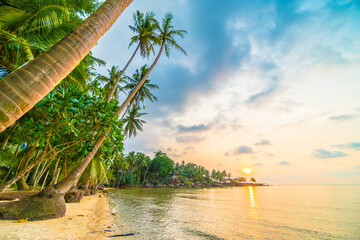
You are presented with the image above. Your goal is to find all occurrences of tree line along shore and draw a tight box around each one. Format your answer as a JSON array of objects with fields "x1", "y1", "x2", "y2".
[{"x1": 0, "y1": 0, "x2": 265, "y2": 221}]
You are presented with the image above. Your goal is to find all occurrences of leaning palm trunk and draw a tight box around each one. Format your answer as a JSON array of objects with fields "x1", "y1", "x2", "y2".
[
  {"x1": 0, "y1": 156, "x2": 50, "y2": 193},
  {"x1": 0, "y1": 122, "x2": 18, "y2": 150},
  {"x1": 117, "y1": 171, "x2": 125, "y2": 188},
  {"x1": 0, "y1": 0, "x2": 133, "y2": 133},
  {"x1": 55, "y1": 43, "x2": 165, "y2": 195},
  {"x1": 142, "y1": 165, "x2": 150, "y2": 185},
  {"x1": 107, "y1": 44, "x2": 140, "y2": 100},
  {"x1": 0, "y1": 137, "x2": 80, "y2": 193}
]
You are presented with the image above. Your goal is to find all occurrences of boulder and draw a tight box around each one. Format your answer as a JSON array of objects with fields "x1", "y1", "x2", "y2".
[
  {"x1": 0, "y1": 187, "x2": 66, "y2": 221},
  {"x1": 155, "y1": 183, "x2": 166, "y2": 188},
  {"x1": 194, "y1": 182, "x2": 205, "y2": 188},
  {"x1": 64, "y1": 186, "x2": 85, "y2": 203}
]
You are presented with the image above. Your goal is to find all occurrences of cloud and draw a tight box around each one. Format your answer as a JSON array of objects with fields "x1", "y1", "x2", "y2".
[
  {"x1": 225, "y1": 145, "x2": 254, "y2": 156},
  {"x1": 235, "y1": 146, "x2": 253, "y2": 154},
  {"x1": 176, "y1": 135, "x2": 203, "y2": 143},
  {"x1": 328, "y1": 114, "x2": 357, "y2": 122},
  {"x1": 178, "y1": 123, "x2": 211, "y2": 133},
  {"x1": 246, "y1": 77, "x2": 279, "y2": 104},
  {"x1": 255, "y1": 139, "x2": 271, "y2": 145},
  {"x1": 277, "y1": 161, "x2": 291, "y2": 165},
  {"x1": 333, "y1": 141, "x2": 360, "y2": 150},
  {"x1": 252, "y1": 162, "x2": 263, "y2": 166},
  {"x1": 353, "y1": 165, "x2": 360, "y2": 169},
  {"x1": 313, "y1": 149, "x2": 348, "y2": 159}
]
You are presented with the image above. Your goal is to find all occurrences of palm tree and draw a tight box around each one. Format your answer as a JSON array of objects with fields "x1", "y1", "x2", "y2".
[
  {"x1": 54, "y1": 13, "x2": 187, "y2": 197},
  {"x1": 107, "y1": 10, "x2": 157, "y2": 100},
  {"x1": 96, "y1": 66, "x2": 125, "y2": 100},
  {"x1": 0, "y1": 0, "x2": 133, "y2": 132},
  {"x1": 124, "y1": 65, "x2": 159, "y2": 109},
  {"x1": 0, "y1": 0, "x2": 106, "y2": 88},
  {"x1": 0, "y1": 0, "x2": 72, "y2": 71},
  {"x1": 123, "y1": 106, "x2": 147, "y2": 138},
  {"x1": 116, "y1": 158, "x2": 129, "y2": 188},
  {"x1": 56, "y1": 13, "x2": 186, "y2": 189},
  {"x1": 134, "y1": 152, "x2": 149, "y2": 185}
]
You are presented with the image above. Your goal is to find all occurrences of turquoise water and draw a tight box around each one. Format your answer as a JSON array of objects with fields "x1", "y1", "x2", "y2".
[{"x1": 110, "y1": 185, "x2": 360, "y2": 240}]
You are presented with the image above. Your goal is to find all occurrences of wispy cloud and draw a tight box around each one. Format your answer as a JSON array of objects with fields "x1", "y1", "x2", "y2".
[
  {"x1": 277, "y1": 161, "x2": 291, "y2": 165},
  {"x1": 234, "y1": 146, "x2": 253, "y2": 154},
  {"x1": 252, "y1": 162, "x2": 263, "y2": 166},
  {"x1": 328, "y1": 114, "x2": 357, "y2": 123},
  {"x1": 178, "y1": 123, "x2": 211, "y2": 133},
  {"x1": 225, "y1": 145, "x2": 254, "y2": 156},
  {"x1": 333, "y1": 141, "x2": 360, "y2": 150},
  {"x1": 313, "y1": 149, "x2": 348, "y2": 159},
  {"x1": 255, "y1": 139, "x2": 271, "y2": 146},
  {"x1": 246, "y1": 77, "x2": 279, "y2": 104}
]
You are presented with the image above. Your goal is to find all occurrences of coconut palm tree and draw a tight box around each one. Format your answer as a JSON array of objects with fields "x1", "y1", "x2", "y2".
[
  {"x1": 0, "y1": 0, "x2": 72, "y2": 71},
  {"x1": 107, "y1": 10, "x2": 157, "y2": 100},
  {"x1": 0, "y1": 0, "x2": 133, "y2": 132},
  {"x1": 123, "y1": 106, "x2": 147, "y2": 138},
  {"x1": 54, "y1": 13, "x2": 187, "y2": 196},
  {"x1": 96, "y1": 66, "x2": 125, "y2": 100},
  {"x1": 124, "y1": 65, "x2": 159, "y2": 109}
]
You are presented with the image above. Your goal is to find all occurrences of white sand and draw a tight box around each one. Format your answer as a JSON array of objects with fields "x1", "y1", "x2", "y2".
[{"x1": 0, "y1": 194, "x2": 117, "y2": 240}]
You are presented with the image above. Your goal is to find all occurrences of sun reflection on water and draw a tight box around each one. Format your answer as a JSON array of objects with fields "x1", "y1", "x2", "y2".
[{"x1": 248, "y1": 186, "x2": 258, "y2": 219}]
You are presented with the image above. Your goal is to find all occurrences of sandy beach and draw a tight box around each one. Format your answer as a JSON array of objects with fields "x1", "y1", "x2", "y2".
[{"x1": 0, "y1": 193, "x2": 117, "y2": 240}]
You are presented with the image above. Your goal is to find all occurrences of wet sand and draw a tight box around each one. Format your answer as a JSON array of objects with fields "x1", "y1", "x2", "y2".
[{"x1": 0, "y1": 194, "x2": 117, "y2": 240}]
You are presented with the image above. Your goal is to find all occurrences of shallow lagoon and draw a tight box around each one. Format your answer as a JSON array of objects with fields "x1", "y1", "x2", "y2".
[{"x1": 110, "y1": 185, "x2": 360, "y2": 240}]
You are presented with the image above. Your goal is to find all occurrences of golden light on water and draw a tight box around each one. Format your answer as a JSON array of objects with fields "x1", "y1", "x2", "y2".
[
  {"x1": 242, "y1": 168, "x2": 252, "y2": 174},
  {"x1": 248, "y1": 186, "x2": 258, "y2": 219}
]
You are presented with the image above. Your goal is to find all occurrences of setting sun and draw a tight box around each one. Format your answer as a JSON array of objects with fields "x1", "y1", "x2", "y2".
[{"x1": 242, "y1": 168, "x2": 252, "y2": 174}]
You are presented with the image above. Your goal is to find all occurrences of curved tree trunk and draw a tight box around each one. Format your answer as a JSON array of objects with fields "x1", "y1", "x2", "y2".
[
  {"x1": 0, "y1": 0, "x2": 133, "y2": 133},
  {"x1": 54, "y1": 134, "x2": 107, "y2": 194},
  {"x1": 0, "y1": 156, "x2": 50, "y2": 193},
  {"x1": 0, "y1": 122, "x2": 18, "y2": 150},
  {"x1": 54, "y1": 43, "x2": 165, "y2": 194},
  {"x1": 142, "y1": 165, "x2": 149, "y2": 185},
  {"x1": 107, "y1": 43, "x2": 140, "y2": 100}
]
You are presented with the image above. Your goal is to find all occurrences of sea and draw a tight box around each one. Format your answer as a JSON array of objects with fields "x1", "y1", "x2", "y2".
[{"x1": 109, "y1": 185, "x2": 360, "y2": 240}]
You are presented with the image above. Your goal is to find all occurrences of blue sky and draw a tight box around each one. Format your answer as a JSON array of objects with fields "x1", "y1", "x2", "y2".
[{"x1": 93, "y1": 0, "x2": 360, "y2": 184}]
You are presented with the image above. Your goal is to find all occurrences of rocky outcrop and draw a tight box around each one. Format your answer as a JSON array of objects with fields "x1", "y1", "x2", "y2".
[
  {"x1": 0, "y1": 187, "x2": 66, "y2": 221},
  {"x1": 64, "y1": 186, "x2": 85, "y2": 203}
]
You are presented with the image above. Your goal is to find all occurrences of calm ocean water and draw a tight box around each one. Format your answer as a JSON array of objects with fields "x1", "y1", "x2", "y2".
[{"x1": 110, "y1": 185, "x2": 360, "y2": 240}]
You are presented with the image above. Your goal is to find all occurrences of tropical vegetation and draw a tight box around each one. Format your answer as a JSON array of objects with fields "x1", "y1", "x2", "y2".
[
  {"x1": 0, "y1": 1, "x2": 257, "y2": 222},
  {"x1": 0, "y1": 0, "x2": 192, "y2": 220}
]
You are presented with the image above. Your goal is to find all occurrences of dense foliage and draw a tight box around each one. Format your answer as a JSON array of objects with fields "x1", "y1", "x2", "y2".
[
  {"x1": 0, "y1": 3, "x2": 192, "y2": 193},
  {"x1": 111, "y1": 150, "x2": 254, "y2": 188}
]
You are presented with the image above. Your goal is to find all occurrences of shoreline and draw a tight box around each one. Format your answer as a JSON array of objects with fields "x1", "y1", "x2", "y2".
[
  {"x1": 112, "y1": 182, "x2": 270, "y2": 189},
  {"x1": 0, "y1": 193, "x2": 117, "y2": 240}
]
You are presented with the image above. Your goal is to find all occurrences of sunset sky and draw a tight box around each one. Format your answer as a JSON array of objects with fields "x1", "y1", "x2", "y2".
[{"x1": 93, "y1": 0, "x2": 360, "y2": 184}]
